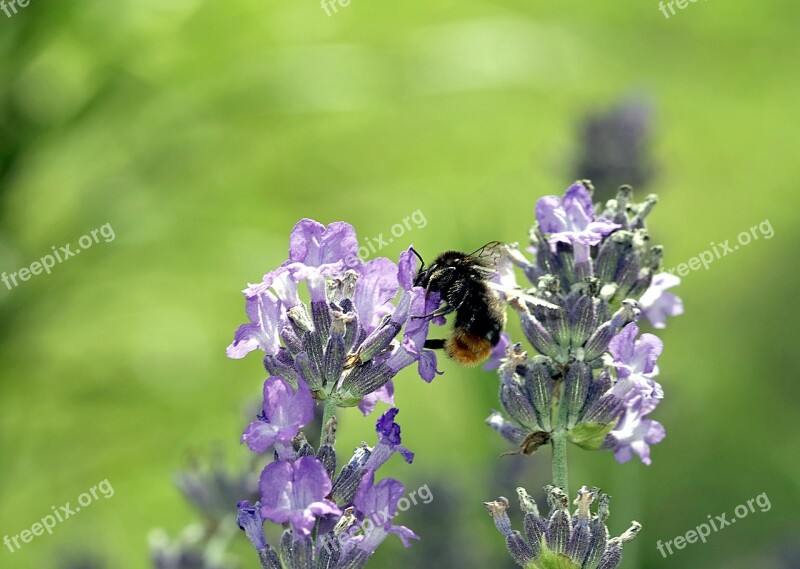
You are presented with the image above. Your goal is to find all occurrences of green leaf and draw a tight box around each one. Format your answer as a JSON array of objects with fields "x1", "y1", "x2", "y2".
[{"x1": 568, "y1": 422, "x2": 616, "y2": 450}]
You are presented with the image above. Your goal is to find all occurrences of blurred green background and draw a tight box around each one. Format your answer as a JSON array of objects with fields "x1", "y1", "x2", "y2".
[{"x1": 1, "y1": 1, "x2": 799, "y2": 568}]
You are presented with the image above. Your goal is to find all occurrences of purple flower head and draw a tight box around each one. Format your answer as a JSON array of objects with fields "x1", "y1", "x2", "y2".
[
  {"x1": 639, "y1": 272, "x2": 684, "y2": 329},
  {"x1": 607, "y1": 413, "x2": 665, "y2": 466},
  {"x1": 259, "y1": 456, "x2": 341, "y2": 537},
  {"x1": 229, "y1": 222, "x2": 441, "y2": 416},
  {"x1": 609, "y1": 322, "x2": 662, "y2": 379},
  {"x1": 241, "y1": 376, "x2": 313, "y2": 453},
  {"x1": 348, "y1": 472, "x2": 419, "y2": 556},
  {"x1": 284, "y1": 219, "x2": 364, "y2": 304},
  {"x1": 608, "y1": 323, "x2": 664, "y2": 415},
  {"x1": 365, "y1": 408, "x2": 414, "y2": 472},
  {"x1": 535, "y1": 182, "x2": 620, "y2": 263},
  {"x1": 227, "y1": 288, "x2": 286, "y2": 359}
]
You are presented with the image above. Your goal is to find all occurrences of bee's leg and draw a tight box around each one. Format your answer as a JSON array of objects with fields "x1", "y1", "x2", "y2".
[
  {"x1": 423, "y1": 339, "x2": 446, "y2": 350},
  {"x1": 412, "y1": 304, "x2": 455, "y2": 320}
]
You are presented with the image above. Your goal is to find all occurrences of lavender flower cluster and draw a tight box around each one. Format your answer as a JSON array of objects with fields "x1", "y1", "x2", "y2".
[
  {"x1": 485, "y1": 181, "x2": 683, "y2": 568},
  {"x1": 485, "y1": 486, "x2": 641, "y2": 569},
  {"x1": 490, "y1": 181, "x2": 682, "y2": 465},
  {"x1": 225, "y1": 182, "x2": 683, "y2": 569},
  {"x1": 228, "y1": 220, "x2": 440, "y2": 569}
]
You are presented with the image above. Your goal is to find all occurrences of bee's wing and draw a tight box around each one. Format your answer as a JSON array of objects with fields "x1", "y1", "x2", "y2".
[
  {"x1": 486, "y1": 281, "x2": 560, "y2": 310},
  {"x1": 467, "y1": 241, "x2": 506, "y2": 276},
  {"x1": 470, "y1": 240, "x2": 504, "y2": 260}
]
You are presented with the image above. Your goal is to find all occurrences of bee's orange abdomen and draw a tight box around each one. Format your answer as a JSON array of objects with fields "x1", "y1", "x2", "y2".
[{"x1": 445, "y1": 329, "x2": 492, "y2": 366}]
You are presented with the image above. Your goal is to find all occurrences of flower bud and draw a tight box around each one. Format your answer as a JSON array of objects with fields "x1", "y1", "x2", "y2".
[
  {"x1": 565, "y1": 362, "x2": 592, "y2": 428},
  {"x1": 569, "y1": 293, "x2": 596, "y2": 348},
  {"x1": 520, "y1": 309, "x2": 561, "y2": 360},
  {"x1": 523, "y1": 360, "x2": 554, "y2": 431}
]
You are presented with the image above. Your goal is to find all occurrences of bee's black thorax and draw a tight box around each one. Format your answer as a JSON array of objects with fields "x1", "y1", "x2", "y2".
[{"x1": 414, "y1": 250, "x2": 506, "y2": 347}]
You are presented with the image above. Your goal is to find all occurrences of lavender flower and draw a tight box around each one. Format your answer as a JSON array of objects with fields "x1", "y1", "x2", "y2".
[
  {"x1": 338, "y1": 472, "x2": 419, "y2": 563},
  {"x1": 485, "y1": 486, "x2": 641, "y2": 569},
  {"x1": 486, "y1": 182, "x2": 682, "y2": 473},
  {"x1": 235, "y1": 401, "x2": 418, "y2": 568},
  {"x1": 363, "y1": 408, "x2": 414, "y2": 472},
  {"x1": 241, "y1": 375, "x2": 313, "y2": 456},
  {"x1": 481, "y1": 180, "x2": 682, "y2": 567},
  {"x1": 606, "y1": 411, "x2": 665, "y2": 466},
  {"x1": 237, "y1": 501, "x2": 282, "y2": 568},
  {"x1": 536, "y1": 183, "x2": 620, "y2": 264},
  {"x1": 607, "y1": 322, "x2": 664, "y2": 416},
  {"x1": 639, "y1": 272, "x2": 684, "y2": 329},
  {"x1": 260, "y1": 456, "x2": 341, "y2": 537},
  {"x1": 331, "y1": 408, "x2": 413, "y2": 505},
  {"x1": 227, "y1": 219, "x2": 441, "y2": 415}
]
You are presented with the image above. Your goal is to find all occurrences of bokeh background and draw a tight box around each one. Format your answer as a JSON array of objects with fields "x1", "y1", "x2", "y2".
[{"x1": 1, "y1": 1, "x2": 799, "y2": 568}]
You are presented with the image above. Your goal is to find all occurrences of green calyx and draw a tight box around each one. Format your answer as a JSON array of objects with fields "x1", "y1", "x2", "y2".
[
  {"x1": 568, "y1": 421, "x2": 616, "y2": 450},
  {"x1": 525, "y1": 542, "x2": 582, "y2": 569}
]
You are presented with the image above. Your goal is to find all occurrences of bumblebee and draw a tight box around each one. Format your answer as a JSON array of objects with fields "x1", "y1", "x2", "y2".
[{"x1": 412, "y1": 243, "x2": 507, "y2": 366}]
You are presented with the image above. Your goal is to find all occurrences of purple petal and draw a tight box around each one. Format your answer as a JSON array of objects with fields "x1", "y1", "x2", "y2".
[
  {"x1": 263, "y1": 376, "x2": 314, "y2": 432},
  {"x1": 241, "y1": 421, "x2": 281, "y2": 452},
  {"x1": 610, "y1": 414, "x2": 665, "y2": 466},
  {"x1": 292, "y1": 456, "x2": 331, "y2": 508},
  {"x1": 288, "y1": 219, "x2": 361, "y2": 269},
  {"x1": 243, "y1": 377, "x2": 314, "y2": 453},
  {"x1": 631, "y1": 333, "x2": 663, "y2": 375},
  {"x1": 610, "y1": 323, "x2": 663, "y2": 380},
  {"x1": 483, "y1": 333, "x2": 511, "y2": 371},
  {"x1": 535, "y1": 195, "x2": 567, "y2": 234},
  {"x1": 354, "y1": 258, "x2": 400, "y2": 333},
  {"x1": 260, "y1": 457, "x2": 340, "y2": 536},
  {"x1": 390, "y1": 525, "x2": 420, "y2": 547},
  {"x1": 227, "y1": 290, "x2": 284, "y2": 359},
  {"x1": 562, "y1": 182, "x2": 595, "y2": 228},
  {"x1": 358, "y1": 382, "x2": 395, "y2": 416},
  {"x1": 355, "y1": 474, "x2": 405, "y2": 524},
  {"x1": 376, "y1": 408, "x2": 402, "y2": 445},
  {"x1": 640, "y1": 273, "x2": 684, "y2": 329},
  {"x1": 585, "y1": 218, "x2": 623, "y2": 238},
  {"x1": 609, "y1": 323, "x2": 640, "y2": 367},
  {"x1": 397, "y1": 247, "x2": 420, "y2": 291}
]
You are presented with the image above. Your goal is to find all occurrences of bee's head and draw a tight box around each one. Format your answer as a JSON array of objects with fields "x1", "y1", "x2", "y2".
[{"x1": 413, "y1": 250, "x2": 474, "y2": 289}]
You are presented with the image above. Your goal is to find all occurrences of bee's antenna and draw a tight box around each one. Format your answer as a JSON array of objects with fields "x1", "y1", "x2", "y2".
[{"x1": 409, "y1": 247, "x2": 426, "y2": 270}]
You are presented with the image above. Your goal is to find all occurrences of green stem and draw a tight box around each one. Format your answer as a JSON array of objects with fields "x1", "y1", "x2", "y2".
[
  {"x1": 552, "y1": 379, "x2": 570, "y2": 496},
  {"x1": 551, "y1": 430, "x2": 569, "y2": 497},
  {"x1": 321, "y1": 398, "x2": 338, "y2": 438},
  {"x1": 313, "y1": 399, "x2": 339, "y2": 546}
]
